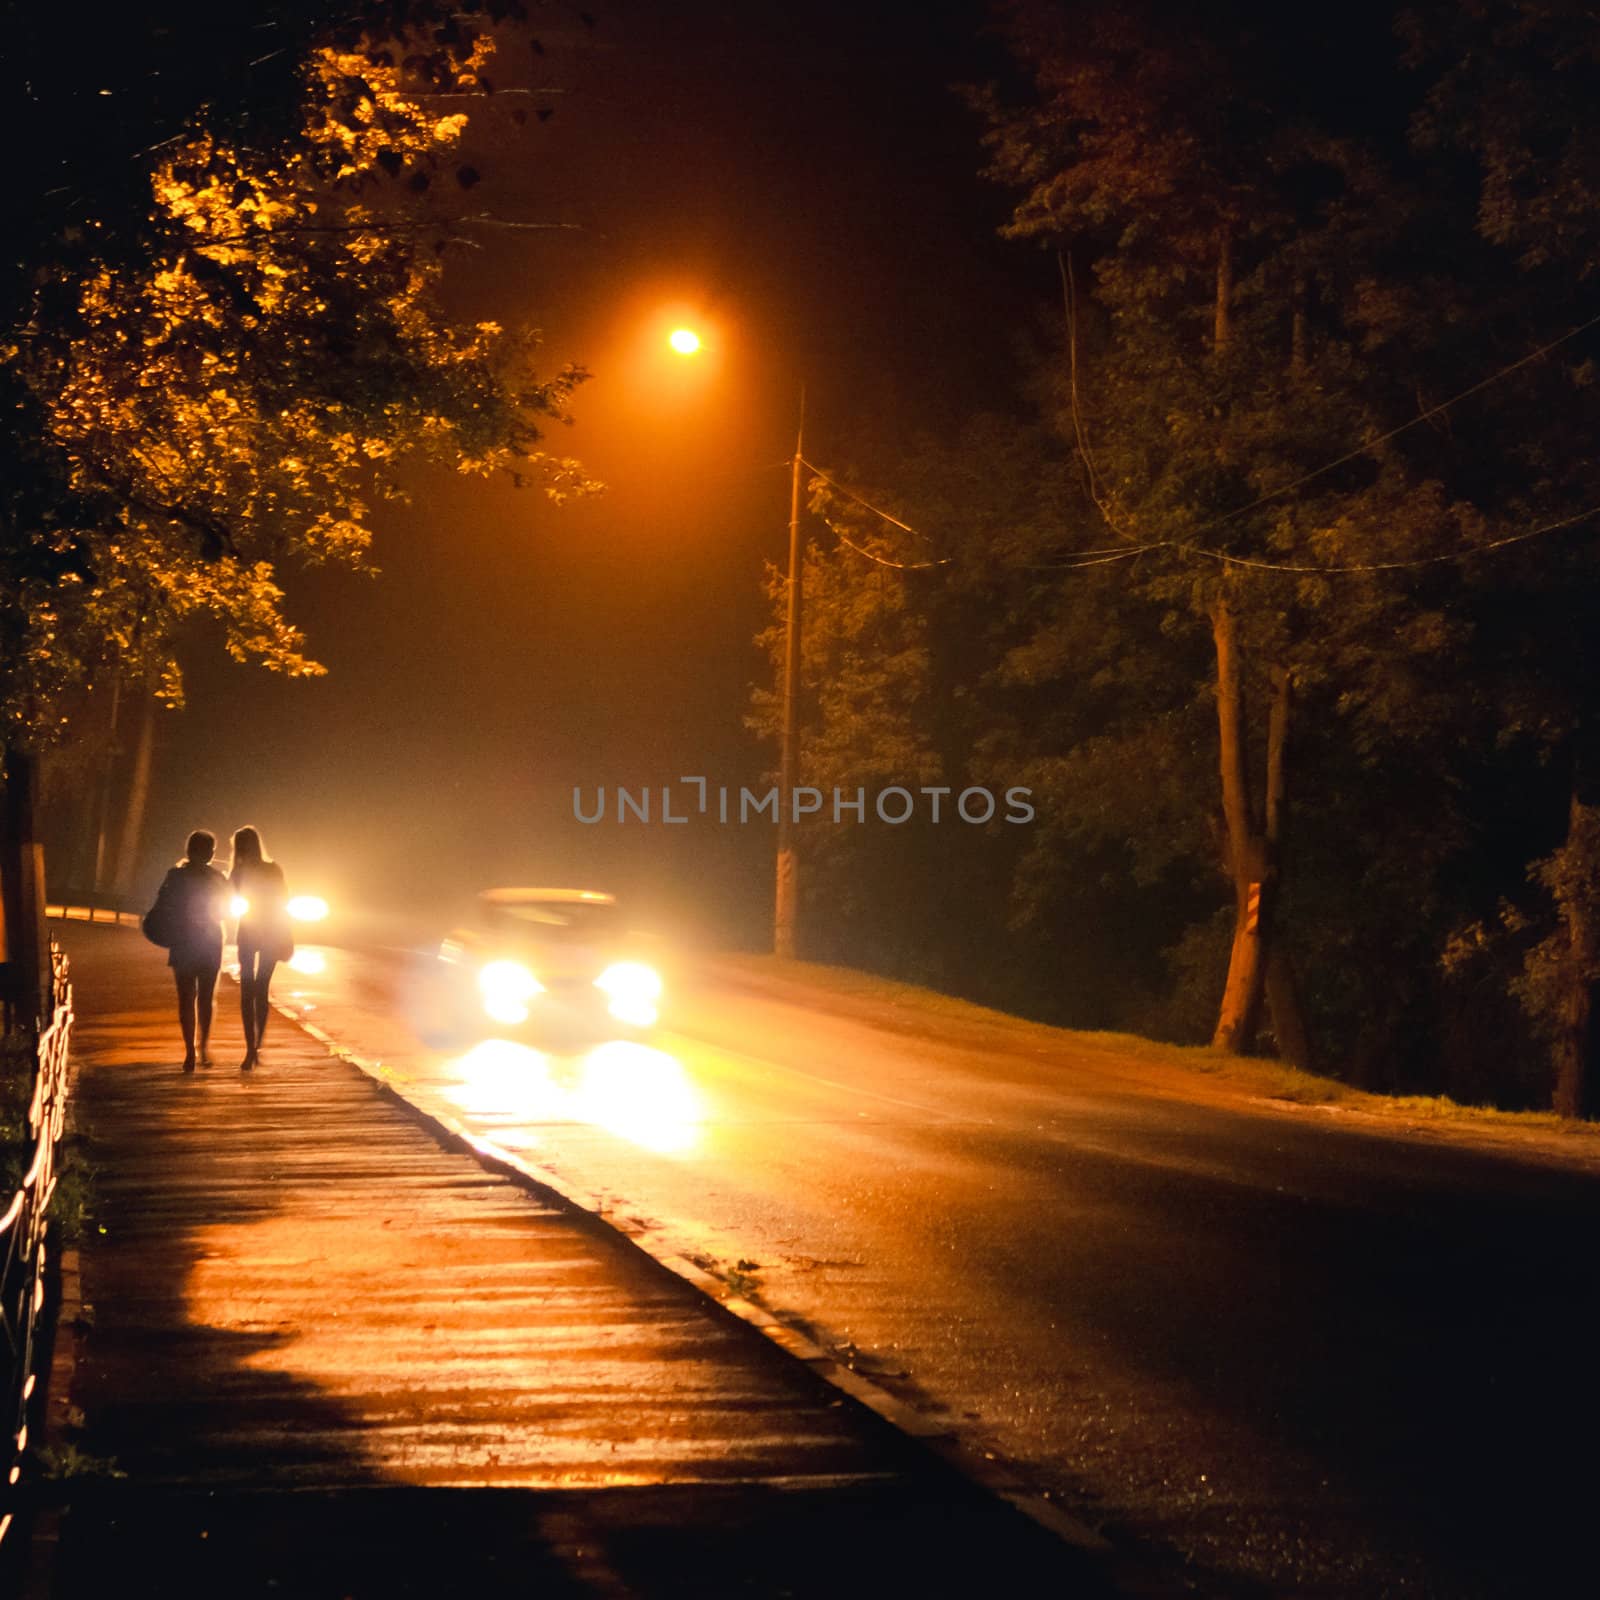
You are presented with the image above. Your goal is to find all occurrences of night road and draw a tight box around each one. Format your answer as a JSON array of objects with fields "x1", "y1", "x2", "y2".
[
  {"x1": 15, "y1": 6, "x2": 1600, "y2": 1597},
  {"x1": 259, "y1": 942, "x2": 1600, "y2": 1598}
]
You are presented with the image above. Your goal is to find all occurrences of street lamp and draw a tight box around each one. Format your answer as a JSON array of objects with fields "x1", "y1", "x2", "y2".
[{"x1": 666, "y1": 327, "x2": 804, "y2": 958}]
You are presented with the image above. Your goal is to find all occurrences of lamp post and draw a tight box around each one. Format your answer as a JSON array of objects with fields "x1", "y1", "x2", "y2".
[
  {"x1": 667, "y1": 328, "x2": 805, "y2": 958},
  {"x1": 774, "y1": 398, "x2": 804, "y2": 959}
]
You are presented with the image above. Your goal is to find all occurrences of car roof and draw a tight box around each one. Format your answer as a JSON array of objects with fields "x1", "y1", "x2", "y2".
[{"x1": 480, "y1": 887, "x2": 617, "y2": 907}]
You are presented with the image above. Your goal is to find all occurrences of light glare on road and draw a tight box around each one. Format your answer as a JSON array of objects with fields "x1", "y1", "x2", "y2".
[{"x1": 445, "y1": 1038, "x2": 701, "y2": 1155}]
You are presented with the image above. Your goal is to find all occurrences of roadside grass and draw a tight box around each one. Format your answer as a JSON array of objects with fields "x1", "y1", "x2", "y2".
[
  {"x1": 1368, "y1": 1095, "x2": 1590, "y2": 1133},
  {"x1": 1, "y1": 1031, "x2": 97, "y2": 1240},
  {"x1": 719, "y1": 953, "x2": 1600, "y2": 1141},
  {"x1": 49, "y1": 1139, "x2": 97, "y2": 1243},
  {"x1": 35, "y1": 1442, "x2": 125, "y2": 1480},
  {"x1": 724, "y1": 1259, "x2": 763, "y2": 1299},
  {"x1": 0, "y1": 1033, "x2": 35, "y2": 1190}
]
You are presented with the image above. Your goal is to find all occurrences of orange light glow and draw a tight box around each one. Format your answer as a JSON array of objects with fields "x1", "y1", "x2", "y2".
[
  {"x1": 668, "y1": 327, "x2": 702, "y2": 355},
  {"x1": 444, "y1": 1038, "x2": 702, "y2": 1154}
]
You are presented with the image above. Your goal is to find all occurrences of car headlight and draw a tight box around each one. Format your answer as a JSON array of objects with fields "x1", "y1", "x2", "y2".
[
  {"x1": 229, "y1": 894, "x2": 249, "y2": 918},
  {"x1": 594, "y1": 962, "x2": 662, "y2": 1026},
  {"x1": 479, "y1": 959, "x2": 543, "y2": 1025},
  {"x1": 288, "y1": 895, "x2": 329, "y2": 923}
]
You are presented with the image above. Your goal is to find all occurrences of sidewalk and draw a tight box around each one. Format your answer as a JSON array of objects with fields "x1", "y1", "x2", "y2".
[{"x1": 29, "y1": 925, "x2": 1115, "y2": 1597}]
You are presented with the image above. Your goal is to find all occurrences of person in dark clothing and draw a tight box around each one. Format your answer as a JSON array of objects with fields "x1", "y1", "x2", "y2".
[
  {"x1": 153, "y1": 830, "x2": 230, "y2": 1072},
  {"x1": 229, "y1": 825, "x2": 293, "y2": 1072}
]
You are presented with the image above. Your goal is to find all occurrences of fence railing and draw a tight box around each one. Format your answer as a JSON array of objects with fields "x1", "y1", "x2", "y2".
[
  {"x1": 0, "y1": 944, "x2": 73, "y2": 1547},
  {"x1": 44, "y1": 904, "x2": 141, "y2": 930}
]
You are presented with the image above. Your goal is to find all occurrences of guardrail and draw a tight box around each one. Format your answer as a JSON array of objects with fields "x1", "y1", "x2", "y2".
[
  {"x1": 0, "y1": 944, "x2": 73, "y2": 1547},
  {"x1": 45, "y1": 904, "x2": 141, "y2": 930}
]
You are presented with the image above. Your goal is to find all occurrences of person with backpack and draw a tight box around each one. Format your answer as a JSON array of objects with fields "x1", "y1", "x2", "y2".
[{"x1": 145, "y1": 829, "x2": 230, "y2": 1072}]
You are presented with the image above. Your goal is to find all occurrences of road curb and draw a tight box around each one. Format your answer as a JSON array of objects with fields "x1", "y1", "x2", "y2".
[
  {"x1": 19, "y1": 1244, "x2": 82, "y2": 1600},
  {"x1": 270, "y1": 995, "x2": 1117, "y2": 1570}
]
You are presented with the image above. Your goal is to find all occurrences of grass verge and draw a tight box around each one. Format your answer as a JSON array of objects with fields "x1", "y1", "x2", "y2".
[{"x1": 716, "y1": 953, "x2": 1600, "y2": 1142}]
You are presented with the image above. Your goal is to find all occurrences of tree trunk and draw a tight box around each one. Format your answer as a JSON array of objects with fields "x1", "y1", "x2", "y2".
[
  {"x1": 1551, "y1": 791, "x2": 1600, "y2": 1118},
  {"x1": 1261, "y1": 665, "x2": 1313, "y2": 1068},
  {"x1": 112, "y1": 690, "x2": 156, "y2": 902},
  {"x1": 90, "y1": 675, "x2": 123, "y2": 897},
  {"x1": 1206, "y1": 252, "x2": 1319, "y2": 1064},
  {"x1": 1210, "y1": 602, "x2": 1310, "y2": 1060},
  {"x1": 0, "y1": 746, "x2": 49, "y2": 1027},
  {"x1": 1266, "y1": 946, "x2": 1314, "y2": 1072},
  {"x1": 1210, "y1": 596, "x2": 1268, "y2": 1052}
]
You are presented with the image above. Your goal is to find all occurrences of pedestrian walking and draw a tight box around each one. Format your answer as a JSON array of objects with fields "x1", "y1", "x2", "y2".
[
  {"x1": 144, "y1": 830, "x2": 230, "y2": 1072},
  {"x1": 229, "y1": 825, "x2": 294, "y2": 1072}
]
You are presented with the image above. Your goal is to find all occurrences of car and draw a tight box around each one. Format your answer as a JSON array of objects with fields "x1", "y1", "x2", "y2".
[{"x1": 418, "y1": 887, "x2": 664, "y2": 1048}]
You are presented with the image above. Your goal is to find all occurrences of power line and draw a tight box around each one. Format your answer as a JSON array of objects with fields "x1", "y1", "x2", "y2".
[
  {"x1": 797, "y1": 323, "x2": 1600, "y2": 578},
  {"x1": 1017, "y1": 502, "x2": 1600, "y2": 576},
  {"x1": 801, "y1": 454, "x2": 1132, "y2": 570},
  {"x1": 1023, "y1": 542, "x2": 1166, "y2": 570},
  {"x1": 1024, "y1": 305, "x2": 1600, "y2": 571},
  {"x1": 1174, "y1": 502, "x2": 1600, "y2": 574},
  {"x1": 798, "y1": 456, "x2": 1175, "y2": 573},
  {"x1": 802, "y1": 467, "x2": 1600, "y2": 577},
  {"x1": 820, "y1": 518, "x2": 951, "y2": 569},
  {"x1": 801, "y1": 456, "x2": 952, "y2": 569},
  {"x1": 1013, "y1": 504, "x2": 1600, "y2": 576},
  {"x1": 1192, "y1": 310, "x2": 1600, "y2": 537},
  {"x1": 801, "y1": 457, "x2": 924, "y2": 535}
]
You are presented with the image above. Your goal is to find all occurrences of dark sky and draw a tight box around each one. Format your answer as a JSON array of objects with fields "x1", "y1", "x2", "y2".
[{"x1": 141, "y1": 0, "x2": 1049, "y2": 945}]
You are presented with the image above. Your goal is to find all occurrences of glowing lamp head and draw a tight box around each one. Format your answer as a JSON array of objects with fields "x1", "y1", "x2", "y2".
[{"x1": 668, "y1": 327, "x2": 701, "y2": 355}]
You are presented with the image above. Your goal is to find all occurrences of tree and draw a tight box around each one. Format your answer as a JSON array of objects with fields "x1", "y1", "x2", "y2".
[
  {"x1": 0, "y1": 1, "x2": 593, "y2": 1003},
  {"x1": 741, "y1": 2, "x2": 1600, "y2": 1111},
  {"x1": 747, "y1": 417, "x2": 1183, "y2": 1017},
  {"x1": 977, "y1": 2, "x2": 1292, "y2": 1058},
  {"x1": 1403, "y1": 0, "x2": 1600, "y2": 1115},
  {"x1": 3, "y1": 20, "x2": 590, "y2": 743}
]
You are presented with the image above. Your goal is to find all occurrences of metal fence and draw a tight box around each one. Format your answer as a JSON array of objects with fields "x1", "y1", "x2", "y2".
[{"x1": 0, "y1": 944, "x2": 73, "y2": 1547}]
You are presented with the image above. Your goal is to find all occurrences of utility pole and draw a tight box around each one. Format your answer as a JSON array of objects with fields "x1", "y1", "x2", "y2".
[{"x1": 774, "y1": 395, "x2": 805, "y2": 958}]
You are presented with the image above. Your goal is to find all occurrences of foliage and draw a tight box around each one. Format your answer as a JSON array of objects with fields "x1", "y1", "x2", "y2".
[
  {"x1": 35, "y1": 1442, "x2": 126, "y2": 1481},
  {"x1": 749, "y1": 425, "x2": 1075, "y2": 997},
  {"x1": 0, "y1": 4, "x2": 594, "y2": 745},
  {"x1": 753, "y1": 0, "x2": 1600, "y2": 1109}
]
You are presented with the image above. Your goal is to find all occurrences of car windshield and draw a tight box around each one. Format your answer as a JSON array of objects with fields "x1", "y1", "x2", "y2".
[{"x1": 487, "y1": 901, "x2": 621, "y2": 940}]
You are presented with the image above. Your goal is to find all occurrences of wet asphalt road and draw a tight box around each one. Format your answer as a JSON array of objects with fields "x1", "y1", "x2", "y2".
[{"x1": 276, "y1": 943, "x2": 1600, "y2": 1597}]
